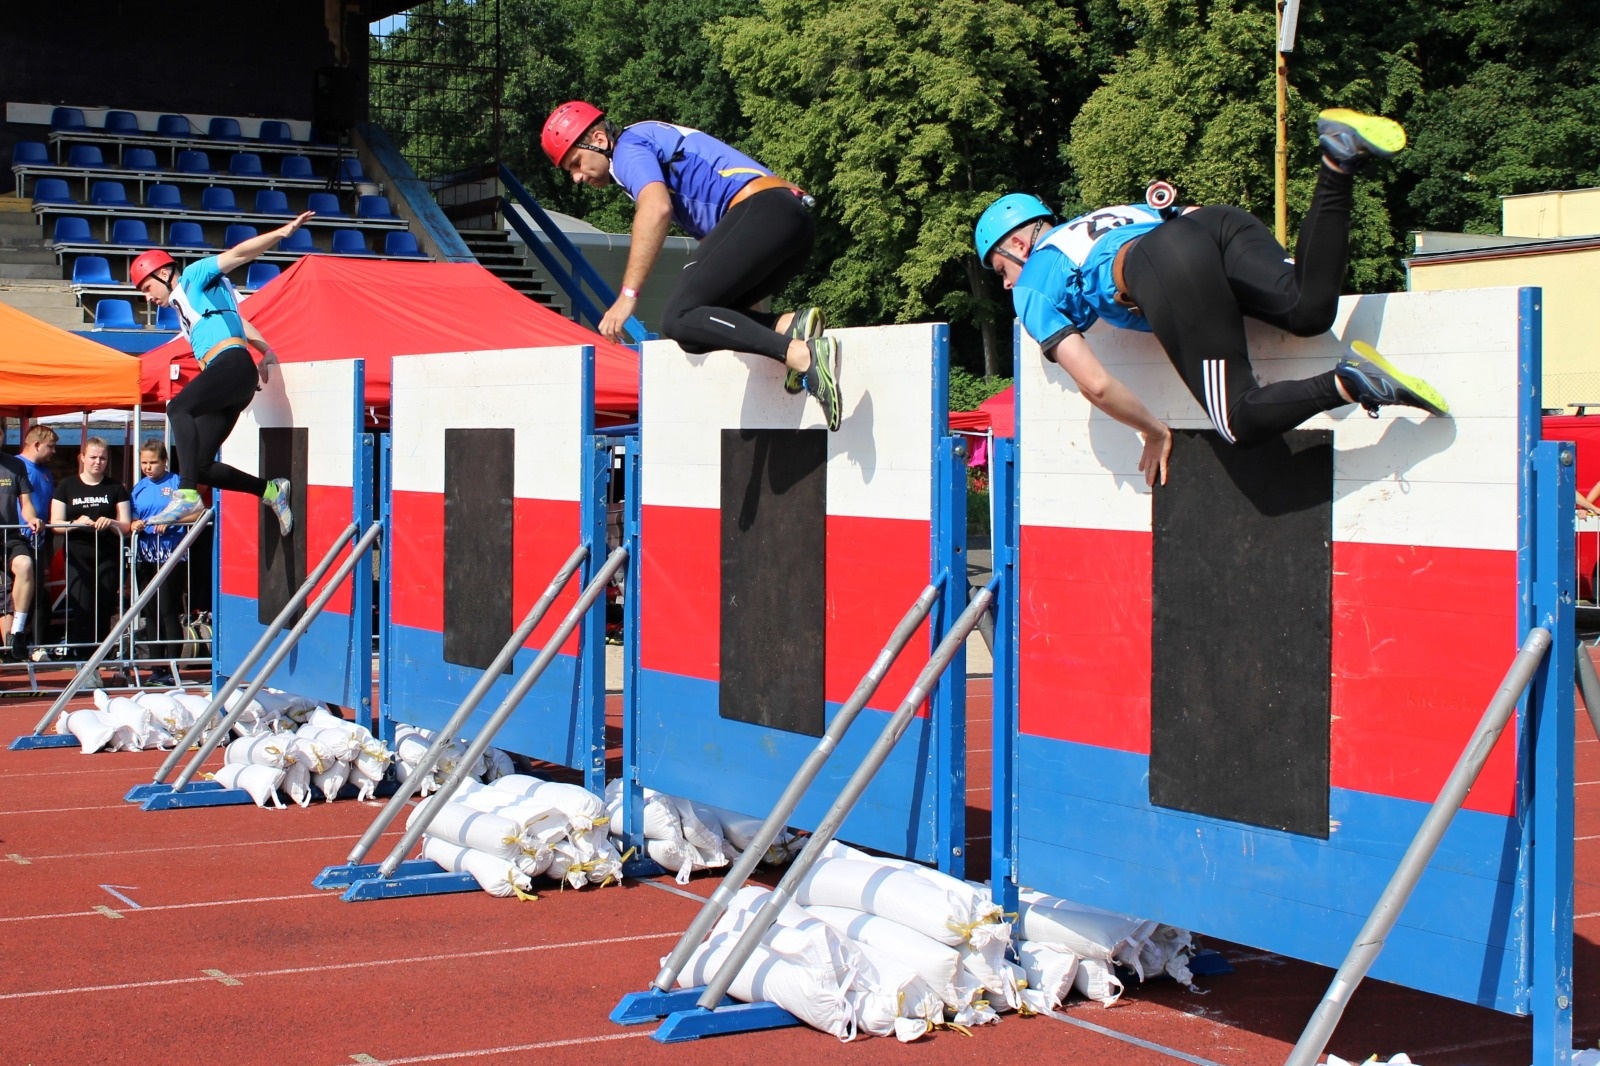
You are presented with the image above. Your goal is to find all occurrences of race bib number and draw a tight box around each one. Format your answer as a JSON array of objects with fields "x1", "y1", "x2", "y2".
[{"x1": 1040, "y1": 205, "x2": 1160, "y2": 267}]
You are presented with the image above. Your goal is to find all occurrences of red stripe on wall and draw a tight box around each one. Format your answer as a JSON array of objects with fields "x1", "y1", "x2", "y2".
[{"x1": 218, "y1": 484, "x2": 354, "y2": 615}]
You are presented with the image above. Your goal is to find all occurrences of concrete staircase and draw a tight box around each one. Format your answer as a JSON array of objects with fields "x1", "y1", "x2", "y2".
[
  {"x1": 0, "y1": 196, "x2": 85, "y2": 331},
  {"x1": 456, "y1": 228, "x2": 567, "y2": 316}
]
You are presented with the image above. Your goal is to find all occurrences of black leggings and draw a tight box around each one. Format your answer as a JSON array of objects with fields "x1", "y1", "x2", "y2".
[
  {"x1": 166, "y1": 346, "x2": 267, "y2": 496},
  {"x1": 659, "y1": 188, "x2": 815, "y2": 362},
  {"x1": 1121, "y1": 165, "x2": 1354, "y2": 447}
]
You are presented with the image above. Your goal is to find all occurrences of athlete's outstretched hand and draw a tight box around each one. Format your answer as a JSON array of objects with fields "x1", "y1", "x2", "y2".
[{"x1": 1139, "y1": 424, "x2": 1171, "y2": 487}]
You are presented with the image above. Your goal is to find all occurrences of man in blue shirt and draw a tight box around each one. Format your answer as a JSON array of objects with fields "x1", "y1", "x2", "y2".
[
  {"x1": 9, "y1": 425, "x2": 57, "y2": 661},
  {"x1": 542, "y1": 101, "x2": 843, "y2": 431},
  {"x1": 976, "y1": 108, "x2": 1449, "y2": 486},
  {"x1": 129, "y1": 210, "x2": 314, "y2": 533}
]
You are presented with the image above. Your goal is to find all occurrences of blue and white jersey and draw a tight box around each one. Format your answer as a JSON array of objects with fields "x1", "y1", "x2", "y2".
[
  {"x1": 609, "y1": 121, "x2": 772, "y2": 239},
  {"x1": 18, "y1": 455, "x2": 52, "y2": 547},
  {"x1": 170, "y1": 257, "x2": 246, "y2": 364},
  {"x1": 1011, "y1": 204, "x2": 1163, "y2": 353},
  {"x1": 131, "y1": 471, "x2": 187, "y2": 562}
]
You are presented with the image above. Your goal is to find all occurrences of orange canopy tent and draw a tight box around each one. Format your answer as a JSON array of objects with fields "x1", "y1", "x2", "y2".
[
  {"x1": 0, "y1": 300, "x2": 143, "y2": 415},
  {"x1": 139, "y1": 256, "x2": 639, "y2": 419}
]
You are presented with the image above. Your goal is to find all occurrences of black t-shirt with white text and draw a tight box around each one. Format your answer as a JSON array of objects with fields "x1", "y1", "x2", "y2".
[{"x1": 55, "y1": 474, "x2": 128, "y2": 563}]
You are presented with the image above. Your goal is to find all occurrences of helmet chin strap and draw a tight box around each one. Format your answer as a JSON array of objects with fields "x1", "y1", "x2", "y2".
[
  {"x1": 995, "y1": 220, "x2": 1045, "y2": 269},
  {"x1": 573, "y1": 122, "x2": 616, "y2": 160}
]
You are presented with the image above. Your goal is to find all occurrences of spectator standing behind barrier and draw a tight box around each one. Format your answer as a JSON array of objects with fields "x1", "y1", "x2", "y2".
[
  {"x1": 128, "y1": 211, "x2": 315, "y2": 535},
  {"x1": 975, "y1": 108, "x2": 1451, "y2": 487},
  {"x1": 51, "y1": 438, "x2": 131, "y2": 665},
  {"x1": 541, "y1": 101, "x2": 845, "y2": 432},
  {"x1": 14, "y1": 426, "x2": 57, "y2": 658},
  {"x1": 0, "y1": 450, "x2": 44, "y2": 662},
  {"x1": 128, "y1": 440, "x2": 192, "y2": 687}
]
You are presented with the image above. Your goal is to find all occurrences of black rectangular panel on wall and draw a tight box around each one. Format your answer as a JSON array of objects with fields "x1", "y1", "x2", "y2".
[
  {"x1": 720, "y1": 428, "x2": 827, "y2": 736},
  {"x1": 444, "y1": 428, "x2": 514, "y2": 672},
  {"x1": 1150, "y1": 429, "x2": 1334, "y2": 837},
  {"x1": 258, "y1": 427, "x2": 308, "y2": 625}
]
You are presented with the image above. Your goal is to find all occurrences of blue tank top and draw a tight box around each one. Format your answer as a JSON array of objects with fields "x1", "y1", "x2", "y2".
[
  {"x1": 609, "y1": 121, "x2": 773, "y2": 239},
  {"x1": 170, "y1": 256, "x2": 246, "y2": 364}
]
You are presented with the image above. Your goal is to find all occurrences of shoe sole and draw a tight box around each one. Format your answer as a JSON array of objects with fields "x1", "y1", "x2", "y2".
[
  {"x1": 808, "y1": 340, "x2": 844, "y2": 432},
  {"x1": 784, "y1": 308, "x2": 824, "y2": 395},
  {"x1": 1349, "y1": 341, "x2": 1450, "y2": 416},
  {"x1": 1319, "y1": 109, "x2": 1406, "y2": 157}
]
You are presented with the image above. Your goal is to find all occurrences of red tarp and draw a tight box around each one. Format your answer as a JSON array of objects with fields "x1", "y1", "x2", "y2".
[
  {"x1": 949, "y1": 385, "x2": 1015, "y2": 438},
  {"x1": 1544, "y1": 414, "x2": 1600, "y2": 600},
  {"x1": 139, "y1": 256, "x2": 639, "y2": 416},
  {"x1": 0, "y1": 300, "x2": 142, "y2": 416}
]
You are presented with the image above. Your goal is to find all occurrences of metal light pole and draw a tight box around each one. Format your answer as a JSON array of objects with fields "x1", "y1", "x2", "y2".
[{"x1": 1275, "y1": 0, "x2": 1302, "y2": 245}]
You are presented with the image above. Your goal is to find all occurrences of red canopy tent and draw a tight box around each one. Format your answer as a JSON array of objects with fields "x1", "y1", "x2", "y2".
[
  {"x1": 949, "y1": 385, "x2": 1015, "y2": 438},
  {"x1": 139, "y1": 256, "x2": 639, "y2": 419}
]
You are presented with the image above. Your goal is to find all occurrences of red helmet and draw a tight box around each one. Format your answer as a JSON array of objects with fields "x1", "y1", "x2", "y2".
[
  {"x1": 129, "y1": 249, "x2": 176, "y2": 287},
  {"x1": 542, "y1": 100, "x2": 605, "y2": 166}
]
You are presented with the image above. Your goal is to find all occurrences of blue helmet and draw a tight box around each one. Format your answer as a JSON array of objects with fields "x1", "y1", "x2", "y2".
[{"x1": 974, "y1": 193, "x2": 1053, "y2": 267}]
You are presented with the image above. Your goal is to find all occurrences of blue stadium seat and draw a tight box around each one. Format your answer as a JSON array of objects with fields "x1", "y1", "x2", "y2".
[
  {"x1": 384, "y1": 231, "x2": 424, "y2": 257},
  {"x1": 89, "y1": 181, "x2": 130, "y2": 207},
  {"x1": 208, "y1": 116, "x2": 244, "y2": 140},
  {"x1": 145, "y1": 184, "x2": 185, "y2": 210},
  {"x1": 122, "y1": 147, "x2": 160, "y2": 171},
  {"x1": 104, "y1": 110, "x2": 141, "y2": 135},
  {"x1": 67, "y1": 144, "x2": 105, "y2": 168},
  {"x1": 200, "y1": 186, "x2": 237, "y2": 212},
  {"x1": 257, "y1": 120, "x2": 293, "y2": 144},
  {"x1": 71, "y1": 256, "x2": 115, "y2": 286},
  {"x1": 335, "y1": 157, "x2": 364, "y2": 182},
  {"x1": 168, "y1": 221, "x2": 212, "y2": 249},
  {"x1": 176, "y1": 150, "x2": 212, "y2": 174},
  {"x1": 228, "y1": 152, "x2": 264, "y2": 177},
  {"x1": 12, "y1": 141, "x2": 49, "y2": 166},
  {"x1": 245, "y1": 262, "x2": 280, "y2": 289},
  {"x1": 223, "y1": 223, "x2": 258, "y2": 248},
  {"x1": 50, "y1": 107, "x2": 87, "y2": 132},
  {"x1": 157, "y1": 113, "x2": 191, "y2": 138},
  {"x1": 253, "y1": 189, "x2": 291, "y2": 215},
  {"x1": 306, "y1": 191, "x2": 347, "y2": 217},
  {"x1": 356, "y1": 194, "x2": 397, "y2": 219},
  {"x1": 52, "y1": 216, "x2": 96, "y2": 244},
  {"x1": 278, "y1": 228, "x2": 316, "y2": 254},
  {"x1": 31, "y1": 178, "x2": 76, "y2": 205},
  {"x1": 155, "y1": 304, "x2": 180, "y2": 330},
  {"x1": 331, "y1": 229, "x2": 370, "y2": 255},
  {"x1": 95, "y1": 299, "x2": 138, "y2": 329},
  {"x1": 279, "y1": 155, "x2": 314, "y2": 180},
  {"x1": 110, "y1": 219, "x2": 150, "y2": 245}
]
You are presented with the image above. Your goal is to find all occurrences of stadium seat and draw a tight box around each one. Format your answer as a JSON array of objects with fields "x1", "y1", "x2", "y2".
[
  {"x1": 110, "y1": 219, "x2": 150, "y2": 245},
  {"x1": 334, "y1": 157, "x2": 364, "y2": 182},
  {"x1": 156, "y1": 113, "x2": 192, "y2": 138},
  {"x1": 279, "y1": 155, "x2": 314, "y2": 179},
  {"x1": 331, "y1": 229, "x2": 369, "y2": 255},
  {"x1": 155, "y1": 304, "x2": 180, "y2": 330},
  {"x1": 67, "y1": 144, "x2": 105, "y2": 168},
  {"x1": 89, "y1": 181, "x2": 131, "y2": 207},
  {"x1": 168, "y1": 221, "x2": 212, "y2": 249},
  {"x1": 94, "y1": 299, "x2": 138, "y2": 329},
  {"x1": 52, "y1": 216, "x2": 96, "y2": 244},
  {"x1": 245, "y1": 262, "x2": 280, "y2": 289},
  {"x1": 257, "y1": 120, "x2": 293, "y2": 144},
  {"x1": 356, "y1": 194, "x2": 397, "y2": 219},
  {"x1": 71, "y1": 256, "x2": 115, "y2": 286},
  {"x1": 228, "y1": 152, "x2": 264, "y2": 177},
  {"x1": 104, "y1": 111, "x2": 141, "y2": 135},
  {"x1": 306, "y1": 191, "x2": 347, "y2": 217},
  {"x1": 122, "y1": 147, "x2": 160, "y2": 171},
  {"x1": 31, "y1": 178, "x2": 76, "y2": 205},
  {"x1": 223, "y1": 223, "x2": 258, "y2": 248},
  {"x1": 176, "y1": 150, "x2": 212, "y2": 174},
  {"x1": 384, "y1": 231, "x2": 424, "y2": 257},
  {"x1": 145, "y1": 184, "x2": 185, "y2": 210},
  {"x1": 12, "y1": 141, "x2": 49, "y2": 166},
  {"x1": 50, "y1": 107, "x2": 87, "y2": 132},
  {"x1": 208, "y1": 116, "x2": 244, "y2": 140},
  {"x1": 200, "y1": 186, "x2": 237, "y2": 212},
  {"x1": 253, "y1": 189, "x2": 291, "y2": 215},
  {"x1": 278, "y1": 228, "x2": 316, "y2": 254}
]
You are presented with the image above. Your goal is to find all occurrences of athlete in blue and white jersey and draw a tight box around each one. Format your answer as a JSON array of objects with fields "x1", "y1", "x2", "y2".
[
  {"x1": 977, "y1": 108, "x2": 1449, "y2": 487},
  {"x1": 542, "y1": 101, "x2": 843, "y2": 431},
  {"x1": 129, "y1": 211, "x2": 313, "y2": 533}
]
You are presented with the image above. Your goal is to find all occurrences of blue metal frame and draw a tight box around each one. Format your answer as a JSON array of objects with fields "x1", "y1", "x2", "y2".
[
  {"x1": 989, "y1": 434, "x2": 1020, "y2": 917},
  {"x1": 377, "y1": 432, "x2": 395, "y2": 745}
]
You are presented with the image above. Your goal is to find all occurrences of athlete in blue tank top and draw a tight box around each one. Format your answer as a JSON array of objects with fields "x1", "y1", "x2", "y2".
[
  {"x1": 975, "y1": 107, "x2": 1450, "y2": 487},
  {"x1": 542, "y1": 101, "x2": 844, "y2": 431}
]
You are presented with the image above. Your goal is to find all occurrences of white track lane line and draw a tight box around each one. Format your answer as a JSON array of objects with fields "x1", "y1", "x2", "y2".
[
  {"x1": 1408, "y1": 1028, "x2": 1600, "y2": 1060},
  {"x1": 636, "y1": 877, "x2": 707, "y2": 904},
  {"x1": 0, "y1": 764, "x2": 180, "y2": 780},
  {"x1": 0, "y1": 890, "x2": 335, "y2": 924},
  {"x1": 1042, "y1": 1008, "x2": 1227, "y2": 1066},
  {"x1": 19, "y1": 832, "x2": 399, "y2": 863},
  {"x1": 342, "y1": 1030, "x2": 652, "y2": 1064},
  {"x1": 0, "y1": 803, "x2": 137, "y2": 816},
  {"x1": 0, "y1": 931, "x2": 679, "y2": 1001}
]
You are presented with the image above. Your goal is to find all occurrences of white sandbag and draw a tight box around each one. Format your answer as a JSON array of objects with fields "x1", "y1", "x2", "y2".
[
  {"x1": 481, "y1": 746, "x2": 514, "y2": 782},
  {"x1": 683, "y1": 922, "x2": 864, "y2": 1040},
  {"x1": 212, "y1": 763, "x2": 286, "y2": 809},
  {"x1": 104, "y1": 723, "x2": 142, "y2": 752},
  {"x1": 311, "y1": 759, "x2": 350, "y2": 802},
  {"x1": 140, "y1": 718, "x2": 176, "y2": 750},
  {"x1": 171, "y1": 692, "x2": 212, "y2": 717},
  {"x1": 132, "y1": 690, "x2": 182, "y2": 718},
  {"x1": 514, "y1": 841, "x2": 556, "y2": 879},
  {"x1": 956, "y1": 920, "x2": 1023, "y2": 1010},
  {"x1": 408, "y1": 800, "x2": 524, "y2": 862},
  {"x1": 282, "y1": 757, "x2": 313, "y2": 808},
  {"x1": 348, "y1": 745, "x2": 389, "y2": 802},
  {"x1": 547, "y1": 831, "x2": 625, "y2": 888},
  {"x1": 65, "y1": 708, "x2": 116, "y2": 754},
  {"x1": 103, "y1": 697, "x2": 156, "y2": 747},
  {"x1": 296, "y1": 723, "x2": 363, "y2": 760},
  {"x1": 306, "y1": 706, "x2": 371, "y2": 737},
  {"x1": 694, "y1": 803, "x2": 799, "y2": 865},
  {"x1": 250, "y1": 688, "x2": 293, "y2": 717},
  {"x1": 224, "y1": 690, "x2": 278, "y2": 735},
  {"x1": 672, "y1": 798, "x2": 727, "y2": 857},
  {"x1": 1072, "y1": 957, "x2": 1124, "y2": 1007},
  {"x1": 645, "y1": 836, "x2": 700, "y2": 885},
  {"x1": 489, "y1": 775, "x2": 606, "y2": 827},
  {"x1": 393, "y1": 724, "x2": 441, "y2": 766},
  {"x1": 224, "y1": 734, "x2": 292, "y2": 769},
  {"x1": 1015, "y1": 888, "x2": 1157, "y2": 968},
  {"x1": 288, "y1": 735, "x2": 335, "y2": 775},
  {"x1": 92, "y1": 688, "x2": 111, "y2": 710},
  {"x1": 804, "y1": 904, "x2": 973, "y2": 1011},
  {"x1": 421, "y1": 837, "x2": 537, "y2": 899},
  {"x1": 603, "y1": 779, "x2": 681, "y2": 840},
  {"x1": 795, "y1": 856, "x2": 1003, "y2": 947},
  {"x1": 455, "y1": 793, "x2": 570, "y2": 846},
  {"x1": 1327, "y1": 1057, "x2": 1415, "y2": 1066},
  {"x1": 1017, "y1": 940, "x2": 1080, "y2": 1012},
  {"x1": 259, "y1": 687, "x2": 319, "y2": 723}
]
